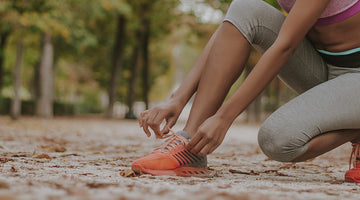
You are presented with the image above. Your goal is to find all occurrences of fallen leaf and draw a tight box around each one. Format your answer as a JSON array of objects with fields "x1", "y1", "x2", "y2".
[
  {"x1": 0, "y1": 180, "x2": 9, "y2": 189},
  {"x1": 39, "y1": 145, "x2": 66, "y2": 152},
  {"x1": 54, "y1": 146, "x2": 66, "y2": 152},
  {"x1": 11, "y1": 154, "x2": 28, "y2": 157},
  {"x1": 0, "y1": 195, "x2": 17, "y2": 200},
  {"x1": 86, "y1": 182, "x2": 117, "y2": 188},
  {"x1": 0, "y1": 158, "x2": 13, "y2": 163},
  {"x1": 10, "y1": 166, "x2": 17, "y2": 172},
  {"x1": 329, "y1": 180, "x2": 344, "y2": 184},
  {"x1": 59, "y1": 153, "x2": 80, "y2": 157},
  {"x1": 35, "y1": 153, "x2": 52, "y2": 159},
  {"x1": 120, "y1": 169, "x2": 142, "y2": 177},
  {"x1": 229, "y1": 169, "x2": 259, "y2": 175},
  {"x1": 279, "y1": 163, "x2": 296, "y2": 169}
]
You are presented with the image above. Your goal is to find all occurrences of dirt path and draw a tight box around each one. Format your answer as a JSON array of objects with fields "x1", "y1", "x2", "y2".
[{"x1": 0, "y1": 116, "x2": 359, "y2": 200}]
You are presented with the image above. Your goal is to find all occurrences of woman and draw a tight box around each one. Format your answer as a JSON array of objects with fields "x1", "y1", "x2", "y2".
[{"x1": 132, "y1": 0, "x2": 360, "y2": 182}]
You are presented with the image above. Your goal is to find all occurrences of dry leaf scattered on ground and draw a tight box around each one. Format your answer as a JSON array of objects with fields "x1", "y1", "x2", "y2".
[{"x1": 0, "y1": 116, "x2": 359, "y2": 200}]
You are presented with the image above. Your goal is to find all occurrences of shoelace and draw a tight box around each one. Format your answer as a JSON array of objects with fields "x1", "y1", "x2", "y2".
[
  {"x1": 154, "y1": 126, "x2": 185, "y2": 152},
  {"x1": 349, "y1": 142, "x2": 360, "y2": 169}
]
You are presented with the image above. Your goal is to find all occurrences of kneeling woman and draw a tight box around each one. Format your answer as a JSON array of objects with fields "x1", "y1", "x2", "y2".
[{"x1": 133, "y1": 0, "x2": 360, "y2": 182}]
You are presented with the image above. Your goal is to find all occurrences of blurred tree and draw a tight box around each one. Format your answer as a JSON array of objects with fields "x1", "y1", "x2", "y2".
[
  {"x1": 106, "y1": 14, "x2": 126, "y2": 118},
  {"x1": 0, "y1": 0, "x2": 287, "y2": 120},
  {"x1": 11, "y1": 39, "x2": 23, "y2": 119},
  {"x1": 0, "y1": 29, "x2": 11, "y2": 92},
  {"x1": 0, "y1": 1, "x2": 14, "y2": 92},
  {"x1": 125, "y1": 29, "x2": 141, "y2": 119},
  {"x1": 0, "y1": 0, "x2": 75, "y2": 118},
  {"x1": 36, "y1": 33, "x2": 54, "y2": 117},
  {"x1": 65, "y1": 0, "x2": 132, "y2": 117},
  {"x1": 141, "y1": 17, "x2": 150, "y2": 110},
  {"x1": 124, "y1": 0, "x2": 180, "y2": 119}
]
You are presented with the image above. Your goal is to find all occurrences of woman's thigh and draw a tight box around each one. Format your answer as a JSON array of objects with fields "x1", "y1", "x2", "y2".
[
  {"x1": 258, "y1": 72, "x2": 360, "y2": 162},
  {"x1": 224, "y1": 0, "x2": 328, "y2": 93}
]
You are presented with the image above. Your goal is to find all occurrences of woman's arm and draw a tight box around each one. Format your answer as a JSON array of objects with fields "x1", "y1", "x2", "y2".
[
  {"x1": 167, "y1": 28, "x2": 220, "y2": 108},
  {"x1": 140, "y1": 28, "x2": 220, "y2": 137},
  {"x1": 216, "y1": 0, "x2": 331, "y2": 122},
  {"x1": 188, "y1": 0, "x2": 331, "y2": 155}
]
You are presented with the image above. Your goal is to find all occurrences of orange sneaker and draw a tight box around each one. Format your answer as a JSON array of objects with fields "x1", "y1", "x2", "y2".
[
  {"x1": 131, "y1": 131, "x2": 208, "y2": 177},
  {"x1": 345, "y1": 142, "x2": 360, "y2": 183}
]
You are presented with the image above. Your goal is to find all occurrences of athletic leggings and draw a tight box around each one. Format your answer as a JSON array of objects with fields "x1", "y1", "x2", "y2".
[{"x1": 224, "y1": 0, "x2": 360, "y2": 162}]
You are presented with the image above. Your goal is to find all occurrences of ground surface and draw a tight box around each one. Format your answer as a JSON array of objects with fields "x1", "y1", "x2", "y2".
[{"x1": 0, "y1": 116, "x2": 359, "y2": 200}]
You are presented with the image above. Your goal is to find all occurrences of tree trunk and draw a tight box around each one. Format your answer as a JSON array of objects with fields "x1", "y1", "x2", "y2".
[
  {"x1": 36, "y1": 34, "x2": 54, "y2": 118},
  {"x1": 141, "y1": 18, "x2": 150, "y2": 109},
  {"x1": 31, "y1": 61, "x2": 40, "y2": 100},
  {"x1": 245, "y1": 65, "x2": 262, "y2": 123},
  {"x1": 125, "y1": 30, "x2": 141, "y2": 119},
  {"x1": 0, "y1": 31, "x2": 10, "y2": 92},
  {"x1": 106, "y1": 15, "x2": 126, "y2": 118},
  {"x1": 274, "y1": 77, "x2": 281, "y2": 109},
  {"x1": 247, "y1": 95, "x2": 262, "y2": 123},
  {"x1": 10, "y1": 41, "x2": 23, "y2": 120}
]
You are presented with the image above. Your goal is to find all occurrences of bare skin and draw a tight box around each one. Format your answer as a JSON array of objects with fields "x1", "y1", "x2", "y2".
[
  {"x1": 139, "y1": 0, "x2": 360, "y2": 160},
  {"x1": 307, "y1": 11, "x2": 360, "y2": 51}
]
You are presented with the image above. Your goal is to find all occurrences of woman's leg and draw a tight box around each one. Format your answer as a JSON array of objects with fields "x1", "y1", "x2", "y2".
[
  {"x1": 258, "y1": 72, "x2": 360, "y2": 162},
  {"x1": 293, "y1": 129, "x2": 360, "y2": 162},
  {"x1": 184, "y1": 0, "x2": 328, "y2": 136},
  {"x1": 183, "y1": 21, "x2": 251, "y2": 136}
]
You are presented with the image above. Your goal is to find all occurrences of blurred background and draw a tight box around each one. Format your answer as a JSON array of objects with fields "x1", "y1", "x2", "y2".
[{"x1": 0, "y1": 0, "x2": 295, "y2": 123}]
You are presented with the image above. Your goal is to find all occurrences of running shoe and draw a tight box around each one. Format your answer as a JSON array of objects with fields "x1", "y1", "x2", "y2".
[
  {"x1": 345, "y1": 142, "x2": 360, "y2": 182},
  {"x1": 131, "y1": 131, "x2": 208, "y2": 177}
]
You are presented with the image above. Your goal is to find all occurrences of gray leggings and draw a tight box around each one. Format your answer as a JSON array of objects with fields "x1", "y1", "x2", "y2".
[{"x1": 224, "y1": 0, "x2": 360, "y2": 162}]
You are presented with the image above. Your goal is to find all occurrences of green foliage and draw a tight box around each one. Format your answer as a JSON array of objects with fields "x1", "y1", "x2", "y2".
[
  {"x1": 203, "y1": 0, "x2": 232, "y2": 13},
  {"x1": 264, "y1": 0, "x2": 281, "y2": 9},
  {"x1": 0, "y1": 0, "x2": 289, "y2": 116}
]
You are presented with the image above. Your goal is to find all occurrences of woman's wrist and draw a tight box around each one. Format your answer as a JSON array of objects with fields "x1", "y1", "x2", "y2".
[
  {"x1": 212, "y1": 113, "x2": 233, "y2": 129},
  {"x1": 167, "y1": 92, "x2": 189, "y2": 108},
  {"x1": 215, "y1": 103, "x2": 241, "y2": 125}
]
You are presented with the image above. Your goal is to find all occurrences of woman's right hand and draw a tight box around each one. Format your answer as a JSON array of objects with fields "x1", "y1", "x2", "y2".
[{"x1": 139, "y1": 99, "x2": 183, "y2": 138}]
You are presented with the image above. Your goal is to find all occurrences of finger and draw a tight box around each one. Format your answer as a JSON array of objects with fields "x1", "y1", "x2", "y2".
[
  {"x1": 139, "y1": 116, "x2": 143, "y2": 127},
  {"x1": 143, "y1": 126, "x2": 151, "y2": 137},
  {"x1": 187, "y1": 133, "x2": 202, "y2": 150},
  {"x1": 160, "y1": 117, "x2": 176, "y2": 135},
  {"x1": 151, "y1": 113, "x2": 165, "y2": 137},
  {"x1": 139, "y1": 111, "x2": 148, "y2": 127},
  {"x1": 140, "y1": 112, "x2": 151, "y2": 136},
  {"x1": 150, "y1": 124, "x2": 161, "y2": 138},
  {"x1": 189, "y1": 136, "x2": 209, "y2": 154},
  {"x1": 147, "y1": 113, "x2": 162, "y2": 138},
  {"x1": 208, "y1": 145, "x2": 218, "y2": 155},
  {"x1": 142, "y1": 120, "x2": 151, "y2": 137},
  {"x1": 160, "y1": 125, "x2": 169, "y2": 136},
  {"x1": 198, "y1": 143, "x2": 213, "y2": 156}
]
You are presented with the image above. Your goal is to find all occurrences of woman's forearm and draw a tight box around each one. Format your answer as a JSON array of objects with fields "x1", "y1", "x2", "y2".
[
  {"x1": 216, "y1": 43, "x2": 295, "y2": 123},
  {"x1": 168, "y1": 28, "x2": 220, "y2": 107}
]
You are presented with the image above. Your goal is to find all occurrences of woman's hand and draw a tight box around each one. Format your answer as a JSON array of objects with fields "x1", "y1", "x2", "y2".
[
  {"x1": 139, "y1": 99, "x2": 183, "y2": 138},
  {"x1": 187, "y1": 115, "x2": 232, "y2": 156}
]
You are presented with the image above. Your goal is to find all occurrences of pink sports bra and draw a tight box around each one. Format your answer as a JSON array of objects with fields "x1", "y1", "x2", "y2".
[{"x1": 277, "y1": 0, "x2": 360, "y2": 26}]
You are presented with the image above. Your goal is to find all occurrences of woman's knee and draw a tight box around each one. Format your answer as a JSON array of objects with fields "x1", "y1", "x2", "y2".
[
  {"x1": 224, "y1": 0, "x2": 285, "y2": 47},
  {"x1": 258, "y1": 120, "x2": 309, "y2": 162},
  {"x1": 224, "y1": 0, "x2": 266, "y2": 43}
]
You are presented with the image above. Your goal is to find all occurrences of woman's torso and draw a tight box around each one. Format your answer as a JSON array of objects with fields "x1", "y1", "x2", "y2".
[
  {"x1": 307, "y1": 11, "x2": 360, "y2": 52},
  {"x1": 278, "y1": 0, "x2": 360, "y2": 52}
]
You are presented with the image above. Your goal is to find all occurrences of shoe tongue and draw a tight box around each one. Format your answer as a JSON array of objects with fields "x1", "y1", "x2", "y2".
[
  {"x1": 176, "y1": 131, "x2": 190, "y2": 141},
  {"x1": 160, "y1": 131, "x2": 189, "y2": 152}
]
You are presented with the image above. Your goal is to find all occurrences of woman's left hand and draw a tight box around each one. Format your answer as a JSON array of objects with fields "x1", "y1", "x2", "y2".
[{"x1": 187, "y1": 115, "x2": 232, "y2": 156}]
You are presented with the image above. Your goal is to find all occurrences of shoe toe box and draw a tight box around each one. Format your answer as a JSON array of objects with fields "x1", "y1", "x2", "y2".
[{"x1": 131, "y1": 152, "x2": 179, "y2": 171}]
